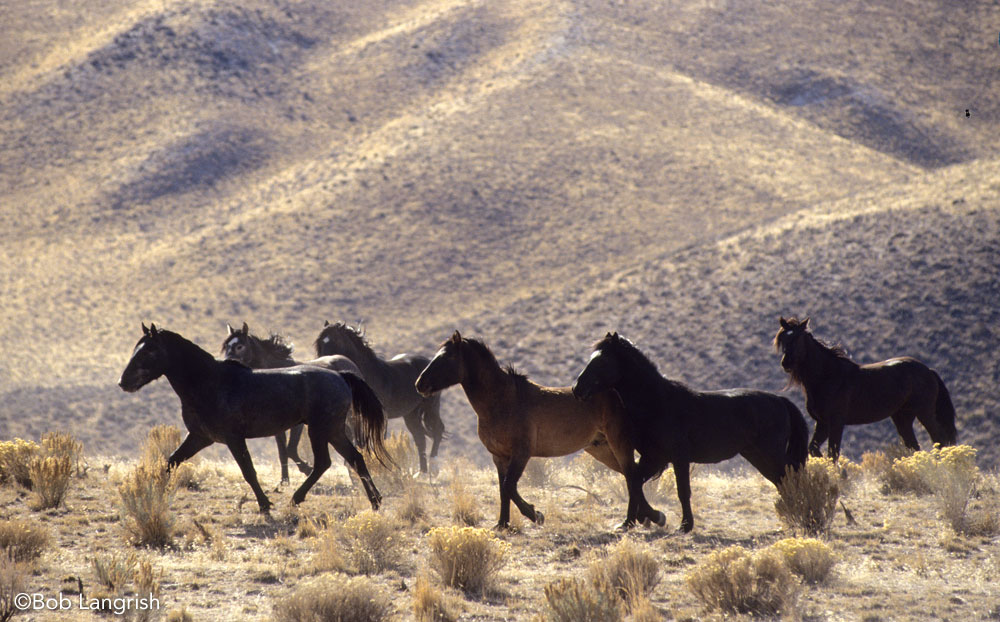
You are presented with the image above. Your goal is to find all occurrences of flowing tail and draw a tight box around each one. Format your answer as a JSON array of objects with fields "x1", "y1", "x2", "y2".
[
  {"x1": 341, "y1": 372, "x2": 394, "y2": 468},
  {"x1": 783, "y1": 397, "x2": 809, "y2": 471},
  {"x1": 933, "y1": 372, "x2": 958, "y2": 446}
]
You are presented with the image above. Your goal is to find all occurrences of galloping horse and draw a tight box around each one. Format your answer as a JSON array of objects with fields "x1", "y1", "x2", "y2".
[
  {"x1": 119, "y1": 324, "x2": 390, "y2": 512},
  {"x1": 573, "y1": 333, "x2": 808, "y2": 532},
  {"x1": 774, "y1": 317, "x2": 957, "y2": 460},
  {"x1": 221, "y1": 322, "x2": 363, "y2": 483},
  {"x1": 415, "y1": 331, "x2": 654, "y2": 531},
  {"x1": 315, "y1": 321, "x2": 444, "y2": 473}
]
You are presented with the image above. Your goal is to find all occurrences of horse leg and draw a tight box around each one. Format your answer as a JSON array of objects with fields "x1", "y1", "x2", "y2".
[
  {"x1": 274, "y1": 431, "x2": 290, "y2": 485},
  {"x1": 326, "y1": 433, "x2": 382, "y2": 511},
  {"x1": 501, "y1": 453, "x2": 543, "y2": 527},
  {"x1": 290, "y1": 426, "x2": 335, "y2": 507},
  {"x1": 890, "y1": 412, "x2": 921, "y2": 452},
  {"x1": 403, "y1": 408, "x2": 430, "y2": 473},
  {"x1": 286, "y1": 424, "x2": 313, "y2": 476},
  {"x1": 673, "y1": 461, "x2": 694, "y2": 533},
  {"x1": 423, "y1": 399, "x2": 445, "y2": 459},
  {"x1": 225, "y1": 437, "x2": 272, "y2": 513},
  {"x1": 827, "y1": 422, "x2": 845, "y2": 462},
  {"x1": 491, "y1": 455, "x2": 517, "y2": 530},
  {"x1": 167, "y1": 433, "x2": 212, "y2": 469},
  {"x1": 633, "y1": 458, "x2": 668, "y2": 528},
  {"x1": 809, "y1": 421, "x2": 829, "y2": 458}
]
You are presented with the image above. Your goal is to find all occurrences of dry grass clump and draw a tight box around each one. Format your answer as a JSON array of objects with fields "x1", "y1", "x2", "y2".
[
  {"x1": 588, "y1": 538, "x2": 660, "y2": 607},
  {"x1": 272, "y1": 573, "x2": 392, "y2": 622},
  {"x1": 449, "y1": 478, "x2": 482, "y2": 527},
  {"x1": 367, "y1": 431, "x2": 420, "y2": 492},
  {"x1": 0, "y1": 439, "x2": 40, "y2": 488},
  {"x1": 342, "y1": 510, "x2": 403, "y2": 574},
  {"x1": 886, "y1": 445, "x2": 996, "y2": 535},
  {"x1": 0, "y1": 552, "x2": 28, "y2": 622},
  {"x1": 523, "y1": 458, "x2": 551, "y2": 488},
  {"x1": 775, "y1": 458, "x2": 840, "y2": 535},
  {"x1": 117, "y1": 453, "x2": 178, "y2": 547},
  {"x1": 768, "y1": 537, "x2": 837, "y2": 584},
  {"x1": 542, "y1": 576, "x2": 623, "y2": 622},
  {"x1": 398, "y1": 485, "x2": 427, "y2": 524},
  {"x1": 139, "y1": 426, "x2": 203, "y2": 490},
  {"x1": 40, "y1": 432, "x2": 84, "y2": 475},
  {"x1": 92, "y1": 551, "x2": 138, "y2": 592},
  {"x1": 686, "y1": 545, "x2": 798, "y2": 616},
  {"x1": 0, "y1": 520, "x2": 48, "y2": 565},
  {"x1": 307, "y1": 528, "x2": 348, "y2": 575},
  {"x1": 28, "y1": 454, "x2": 73, "y2": 510},
  {"x1": 427, "y1": 526, "x2": 509, "y2": 595},
  {"x1": 860, "y1": 450, "x2": 891, "y2": 481},
  {"x1": 413, "y1": 571, "x2": 457, "y2": 622}
]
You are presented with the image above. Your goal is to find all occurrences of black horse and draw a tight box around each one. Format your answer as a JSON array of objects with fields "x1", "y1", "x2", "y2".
[
  {"x1": 573, "y1": 332, "x2": 808, "y2": 532},
  {"x1": 119, "y1": 324, "x2": 390, "y2": 512},
  {"x1": 221, "y1": 322, "x2": 364, "y2": 483},
  {"x1": 315, "y1": 321, "x2": 445, "y2": 472},
  {"x1": 774, "y1": 317, "x2": 957, "y2": 460}
]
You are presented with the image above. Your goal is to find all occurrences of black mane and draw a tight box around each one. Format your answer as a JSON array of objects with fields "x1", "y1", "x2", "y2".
[
  {"x1": 315, "y1": 322, "x2": 375, "y2": 356},
  {"x1": 252, "y1": 332, "x2": 295, "y2": 361},
  {"x1": 595, "y1": 333, "x2": 691, "y2": 396}
]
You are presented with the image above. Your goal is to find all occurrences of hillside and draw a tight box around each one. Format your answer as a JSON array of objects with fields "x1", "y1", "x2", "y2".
[{"x1": 1, "y1": 0, "x2": 998, "y2": 469}]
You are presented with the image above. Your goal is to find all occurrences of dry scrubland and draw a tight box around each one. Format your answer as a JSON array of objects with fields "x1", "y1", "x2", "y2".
[{"x1": 0, "y1": 430, "x2": 998, "y2": 621}]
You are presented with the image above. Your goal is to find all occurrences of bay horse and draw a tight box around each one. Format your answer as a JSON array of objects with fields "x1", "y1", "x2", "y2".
[
  {"x1": 414, "y1": 331, "x2": 657, "y2": 531},
  {"x1": 221, "y1": 322, "x2": 363, "y2": 483},
  {"x1": 774, "y1": 317, "x2": 957, "y2": 460},
  {"x1": 119, "y1": 324, "x2": 390, "y2": 512},
  {"x1": 315, "y1": 321, "x2": 444, "y2": 473},
  {"x1": 572, "y1": 332, "x2": 808, "y2": 533}
]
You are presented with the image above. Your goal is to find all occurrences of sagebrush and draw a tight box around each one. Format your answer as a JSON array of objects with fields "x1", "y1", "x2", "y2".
[
  {"x1": 427, "y1": 526, "x2": 508, "y2": 595},
  {"x1": 273, "y1": 573, "x2": 391, "y2": 622},
  {"x1": 775, "y1": 458, "x2": 840, "y2": 534}
]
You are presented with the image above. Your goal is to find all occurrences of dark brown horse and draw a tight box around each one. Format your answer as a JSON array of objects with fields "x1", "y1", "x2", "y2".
[
  {"x1": 774, "y1": 317, "x2": 957, "y2": 460},
  {"x1": 415, "y1": 331, "x2": 659, "y2": 531},
  {"x1": 316, "y1": 321, "x2": 444, "y2": 473},
  {"x1": 573, "y1": 332, "x2": 809, "y2": 533},
  {"x1": 221, "y1": 322, "x2": 363, "y2": 483},
  {"x1": 119, "y1": 324, "x2": 390, "y2": 512}
]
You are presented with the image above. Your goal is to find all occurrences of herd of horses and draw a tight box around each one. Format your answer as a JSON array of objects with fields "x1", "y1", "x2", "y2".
[{"x1": 118, "y1": 317, "x2": 958, "y2": 532}]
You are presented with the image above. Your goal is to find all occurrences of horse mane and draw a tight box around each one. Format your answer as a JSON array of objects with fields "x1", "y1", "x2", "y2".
[
  {"x1": 462, "y1": 337, "x2": 530, "y2": 388},
  {"x1": 252, "y1": 332, "x2": 295, "y2": 361},
  {"x1": 594, "y1": 333, "x2": 694, "y2": 397},
  {"x1": 315, "y1": 322, "x2": 376, "y2": 357}
]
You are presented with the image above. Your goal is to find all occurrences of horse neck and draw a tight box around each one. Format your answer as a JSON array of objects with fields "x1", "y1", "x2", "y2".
[
  {"x1": 611, "y1": 350, "x2": 687, "y2": 415},
  {"x1": 338, "y1": 338, "x2": 392, "y2": 389},
  {"x1": 458, "y1": 349, "x2": 515, "y2": 414},
  {"x1": 797, "y1": 338, "x2": 855, "y2": 389},
  {"x1": 162, "y1": 335, "x2": 221, "y2": 406},
  {"x1": 252, "y1": 342, "x2": 296, "y2": 368}
]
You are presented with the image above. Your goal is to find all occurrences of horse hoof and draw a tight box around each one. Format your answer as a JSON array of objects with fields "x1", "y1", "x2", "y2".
[
  {"x1": 493, "y1": 521, "x2": 510, "y2": 532},
  {"x1": 679, "y1": 521, "x2": 693, "y2": 533},
  {"x1": 616, "y1": 520, "x2": 637, "y2": 532},
  {"x1": 654, "y1": 511, "x2": 666, "y2": 528},
  {"x1": 534, "y1": 511, "x2": 544, "y2": 526},
  {"x1": 291, "y1": 494, "x2": 305, "y2": 506}
]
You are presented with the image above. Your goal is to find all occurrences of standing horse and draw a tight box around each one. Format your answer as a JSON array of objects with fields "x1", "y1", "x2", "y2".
[
  {"x1": 774, "y1": 317, "x2": 957, "y2": 460},
  {"x1": 573, "y1": 332, "x2": 808, "y2": 533},
  {"x1": 119, "y1": 324, "x2": 390, "y2": 512},
  {"x1": 315, "y1": 321, "x2": 444, "y2": 473},
  {"x1": 221, "y1": 322, "x2": 364, "y2": 483},
  {"x1": 415, "y1": 331, "x2": 656, "y2": 531}
]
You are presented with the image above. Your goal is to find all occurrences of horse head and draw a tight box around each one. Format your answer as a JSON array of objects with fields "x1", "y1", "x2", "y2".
[
  {"x1": 119, "y1": 323, "x2": 169, "y2": 392},
  {"x1": 221, "y1": 321, "x2": 255, "y2": 364},
  {"x1": 572, "y1": 332, "x2": 625, "y2": 400},
  {"x1": 775, "y1": 316, "x2": 810, "y2": 374},
  {"x1": 415, "y1": 331, "x2": 465, "y2": 396}
]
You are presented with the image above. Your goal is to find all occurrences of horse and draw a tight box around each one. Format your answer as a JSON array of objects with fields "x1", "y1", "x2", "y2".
[
  {"x1": 118, "y1": 323, "x2": 390, "y2": 512},
  {"x1": 315, "y1": 321, "x2": 445, "y2": 473},
  {"x1": 572, "y1": 332, "x2": 809, "y2": 533},
  {"x1": 221, "y1": 322, "x2": 364, "y2": 484},
  {"x1": 414, "y1": 331, "x2": 654, "y2": 531},
  {"x1": 774, "y1": 316, "x2": 957, "y2": 460}
]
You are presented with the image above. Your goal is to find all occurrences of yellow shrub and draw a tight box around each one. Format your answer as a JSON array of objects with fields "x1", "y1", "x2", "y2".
[
  {"x1": 427, "y1": 526, "x2": 509, "y2": 595},
  {"x1": 588, "y1": 538, "x2": 660, "y2": 607},
  {"x1": 28, "y1": 454, "x2": 73, "y2": 510},
  {"x1": 686, "y1": 546, "x2": 798, "y2": 616},
  {"x1": 273, "y1": 573, "x2": 391, "y2": 622},
  {"x1": 0, "y1": 520, "x2": 49, "y2": 563},
  {"x1": 775, "y1": 458, "x2": 840, "y2": 535},
  {"x1": 0, "y1": 439, "x2": 40, "y2": 488},
  {"x1": 768, "y1": 537, "x2": 837, "y2": 584},
  {"x1": 118, "y1": 454, "x2": 178, "y2": 547},
  {"x1": 342, "y1": 510, "x2": 402, "y2": 574},
  {"x1": 413, "y1": 572, "x2": 456, "y2": 622},
  {"x1": 542, "y1": 576, "x2": 623, "y2": 622}
]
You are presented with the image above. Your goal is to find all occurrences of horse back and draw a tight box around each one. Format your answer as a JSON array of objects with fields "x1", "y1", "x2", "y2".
[{"x1": 853, "y1": 357, "x2": 939, "y2": 416}]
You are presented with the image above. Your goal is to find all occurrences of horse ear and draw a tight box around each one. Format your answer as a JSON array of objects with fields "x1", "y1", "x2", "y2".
[
  {"x1": 803, "y1": 317, "x2": 810, "y2": 329},
  {"x1": 324, "y1": 320, "x2": 330, "y2": 327},
  {"x1": 451, "y1": 330, "x2": 462, "y2": 342},
  {"x1": 149, "y1": 323, "x2": 158, "y2": 335},
  {"x1": 241, "y1": 322, "x2": 249, "y2": 335},
  {"x1": 142, "y1": 323, "x2": 150, "y2": 335},
  {"x1": 227, "y1": 323, "x2": 236, "y2": 335},
  {"x1": 779, "y1": 317, "x2": 789, "y2": 329}
]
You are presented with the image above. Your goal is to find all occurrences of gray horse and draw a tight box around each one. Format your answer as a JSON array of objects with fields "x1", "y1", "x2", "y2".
[{"x1": 315, "y1": 321, "x2": 445, "y2": 472}]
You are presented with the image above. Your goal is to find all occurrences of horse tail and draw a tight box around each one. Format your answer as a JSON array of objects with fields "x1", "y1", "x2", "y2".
[
  {"x1": 783, "y1": 397, "x2": 809, "y2": 471},
  {"x1": 932, "y1": 372, "x2": 958, "y2": 446},
  {"x1": 341, "y1": 372, "x2": 394, "y2": 468}
]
